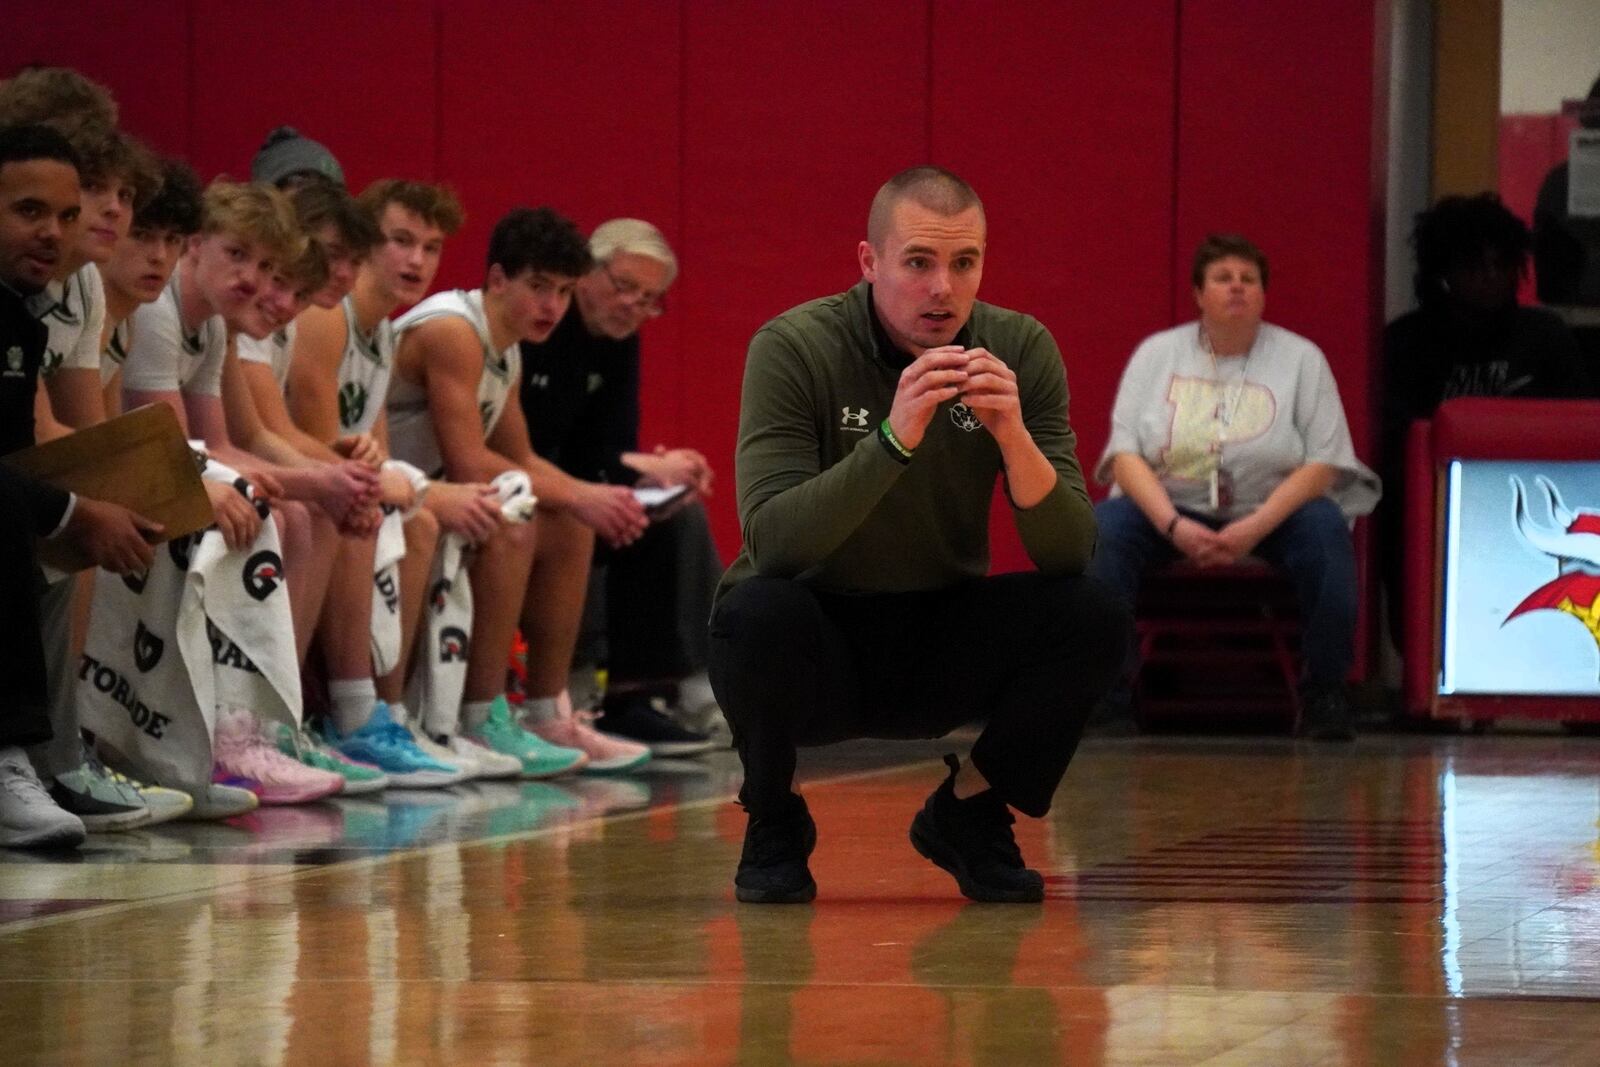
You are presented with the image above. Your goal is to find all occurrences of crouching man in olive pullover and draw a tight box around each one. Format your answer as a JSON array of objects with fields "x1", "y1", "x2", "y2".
[{"x1": 709, "y1": 166, "x2": 1127, "y2": 904}]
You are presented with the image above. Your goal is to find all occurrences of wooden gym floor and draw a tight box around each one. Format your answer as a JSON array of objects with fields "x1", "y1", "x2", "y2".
[{"x1": 1, "y1": 730, "x2": 1597, "y2": 1065}]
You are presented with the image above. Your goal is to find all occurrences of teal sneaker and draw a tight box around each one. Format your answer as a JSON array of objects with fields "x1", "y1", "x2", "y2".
[
  {"x1": 276, "y1": 724, "x2": 389, "y2": 796},
  {"x1": 466, "y1": 696, "x2": 589, "y2": 780}
]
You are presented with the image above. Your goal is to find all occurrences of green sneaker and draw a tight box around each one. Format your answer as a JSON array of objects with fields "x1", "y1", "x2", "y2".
[
  {"x1": 276, "y1": 724, "x2": 390, "y2": 796},
  {"x1": 466, "y1": 696, "x2": 589, "y2": 780}
]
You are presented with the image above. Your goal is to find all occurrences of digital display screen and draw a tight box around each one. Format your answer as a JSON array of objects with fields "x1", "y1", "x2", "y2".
[{"x1": 1441, "y1": 459, "x2": 1600, "y2": 695}]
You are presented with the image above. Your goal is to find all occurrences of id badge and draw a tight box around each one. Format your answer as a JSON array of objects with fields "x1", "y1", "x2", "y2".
[{"x1": 1208, "y1": 468, "x2": 1219, "y2": 510}]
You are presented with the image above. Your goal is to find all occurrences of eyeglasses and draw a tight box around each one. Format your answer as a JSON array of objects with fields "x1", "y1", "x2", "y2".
[{"x1": 602, "y1": 263, "x2": 666, "y2": 317}]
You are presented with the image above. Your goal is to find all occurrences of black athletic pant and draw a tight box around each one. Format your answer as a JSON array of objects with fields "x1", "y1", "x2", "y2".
[
  {"x1": 0, "y1": 477, "x2": 52, "y2": 749},
  {"x1": 600, "y1": 502, "x2": 720, "y2": 683},
  {"x1": 707, "y1": 572, "x2": 1128, "y2": 819}
]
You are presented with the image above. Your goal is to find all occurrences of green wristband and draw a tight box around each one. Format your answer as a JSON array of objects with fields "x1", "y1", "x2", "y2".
[{"x1": 878, "y1": 418, "x2": 914, "y2": 463}]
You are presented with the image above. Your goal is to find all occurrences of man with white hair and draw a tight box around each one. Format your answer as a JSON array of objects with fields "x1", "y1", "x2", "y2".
[{"x1": 517, "y1": 218, "x2": 718, "y2": 758}]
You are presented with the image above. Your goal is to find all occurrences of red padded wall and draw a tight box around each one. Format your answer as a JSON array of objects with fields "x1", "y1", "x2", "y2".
[
  {"x1": 2, "y1": 1, "x2": 1388, "y2": 633},
  {"x1": 1175, "y1": 0, "x2": 1384, "y2": 458},
  {"x1": 187, "y1": 2, "x2": 439, "y2": 190},
  {"x1": 435, "y1": 0, "x2": 684, "y2": 453},
  {"x1": 0, "y1": 1, "x2": 190, "y2": 156},
  {"x1": 678, "y1": 0, "x2": 929, "y2": 554},
  {"x1": 931, "y1": 0, "x2": 1178, "y2": 570}
]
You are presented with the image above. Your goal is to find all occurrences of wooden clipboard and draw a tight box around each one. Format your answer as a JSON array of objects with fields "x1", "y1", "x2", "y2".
[{"x1": 2, "y1": 404, "x2": 213, "y2": 573}]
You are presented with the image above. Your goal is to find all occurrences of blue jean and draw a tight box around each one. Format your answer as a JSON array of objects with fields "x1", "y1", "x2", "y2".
[{"x1": 1086, "y1": 495, "x2": 1358, "y2": 690}]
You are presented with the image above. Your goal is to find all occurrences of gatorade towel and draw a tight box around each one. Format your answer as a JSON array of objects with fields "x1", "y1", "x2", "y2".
[
  {"x1": 405, "y1": 470, "x2": 535, "y2": 736},
  {"x1": 80, "y1": 458, "x2": 300, "y2": 787}
]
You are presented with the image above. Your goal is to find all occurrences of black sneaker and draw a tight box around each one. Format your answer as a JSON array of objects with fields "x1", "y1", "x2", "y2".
[
  {"x1": 1298, "y1": 686, "x2": 1355, "y2": 742},
  {"x1": 735, "y1": 793, "x2": 817, "y2": 904},
  {"x1": 909, "y1": 754, "x2": 1044, "y2": 903},
  {"x1": 597, "y1": 693, "x2": 716, "y2": 757}
]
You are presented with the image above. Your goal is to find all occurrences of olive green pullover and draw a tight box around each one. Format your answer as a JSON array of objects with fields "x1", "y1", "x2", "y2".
[{"x1": 716, "y1": 280, "x2": 1095, "y2": 602}]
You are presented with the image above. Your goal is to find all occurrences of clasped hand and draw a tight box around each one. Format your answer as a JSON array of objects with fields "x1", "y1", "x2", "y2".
[
  {"x1": 1171, "y1": 513, "x2": 1264, "y2": 568},
  {"x1": 886, "y1": 346, "x2": 1024, "y2": 450}
]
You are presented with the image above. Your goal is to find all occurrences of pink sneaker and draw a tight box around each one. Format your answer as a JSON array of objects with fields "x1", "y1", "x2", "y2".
[
  {"x1": 521, "y1": 702, "x2": 650, "y2": 775},
  {"x1": 213, "y1": 709, "x2": 345, "y2": 805}
]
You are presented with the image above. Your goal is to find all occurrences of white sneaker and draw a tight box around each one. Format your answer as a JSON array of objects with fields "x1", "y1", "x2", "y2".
[
  {"x1": 444, "y1": 735, "x2": 521, "y2": 780},
  {"x1": 410, "y1": 729, "x2": 476, "y2": 781},
  {"x1": 182, "y1": 781, "x2": 260, "y2": 821},
  {"x1": 0, "y1": 746, "x2": 87, "y2": 849}
]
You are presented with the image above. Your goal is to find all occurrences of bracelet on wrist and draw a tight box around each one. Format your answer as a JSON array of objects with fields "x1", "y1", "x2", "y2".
[
  {"x1": 1164, "y1": 514, "x2": 1181, "y2": 539},
  {"x1": 877, "y1": 418, "x2": 914, "y2": 464}
]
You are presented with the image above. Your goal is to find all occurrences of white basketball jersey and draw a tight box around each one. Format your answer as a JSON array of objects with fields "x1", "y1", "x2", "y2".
[
  {"x1": 235, "y1": 320, "x2": 296, "y2": 392},
  {"x1": 101, "y1": 318, "x2": 130, "y2": 386},
  {"x1": 335, "y1": 294, "x2": 395, "y2": 436},
  {"x1": 39, "y1": 264, "x2": 106, "y2": 377},
  {"x1": 387, "y1": 289, "x2": 519, "y2": 476}
]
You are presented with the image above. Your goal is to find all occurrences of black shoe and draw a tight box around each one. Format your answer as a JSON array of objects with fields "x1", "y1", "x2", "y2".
[
  {"x1": 1298, "y1": 686, "x2": 1355, "y2": 742},
  {"x1": 909, "y1": 754, "x2": 1044, "y2": 903},
  {"x1": 597, "y1": 693, "x2": 716, "y2": 757},
  {"x1": 734, "y1": 793, "x2": 817, "y2": 904}
]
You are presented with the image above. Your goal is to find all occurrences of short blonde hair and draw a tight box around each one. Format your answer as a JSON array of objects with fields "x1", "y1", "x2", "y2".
[
  {"x1": 589, "y1": 218, "x2": 677, "y2": 287},
  {"x1": 202, "y1": 181, "x2": 305, "y2": 266}
]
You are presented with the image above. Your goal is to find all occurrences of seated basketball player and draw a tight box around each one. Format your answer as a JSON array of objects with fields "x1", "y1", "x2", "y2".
[
  {"x1": 290, "y1": 180, "x2": 531, "y2": 785},
  {"x1": 386, "y1": 205, "x2": 646, "y2": 774}
]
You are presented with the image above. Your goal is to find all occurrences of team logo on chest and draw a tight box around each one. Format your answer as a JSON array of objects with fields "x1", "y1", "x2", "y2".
[
  {"x1": 950, "y1": 402, "x2": 981, "y2": 432},
  {"x1": 841, "y1": 407, "x2": 870, "y2": 431},
  {"x1": 338, "y1": 381, "x2": 368, "y2": 428},
  {"x1": 4, "y1": 345, "x2": 24, "y2": 377}
]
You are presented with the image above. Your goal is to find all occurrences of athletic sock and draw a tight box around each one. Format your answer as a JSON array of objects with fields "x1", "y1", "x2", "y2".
[
  {"x1": 328, "y1": 679, "x2": 377, "y2": 737},
  {"x1": 523, "y1": 695, "x2": 559, "y2": 724},
  {"x1": 462, "y1": 700, "x2": 494, "y2": 732}
]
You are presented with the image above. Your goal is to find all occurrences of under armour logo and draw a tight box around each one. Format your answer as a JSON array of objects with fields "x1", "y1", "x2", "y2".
[{"x1": 841, "y1": 407, "x2": 870, "y2": 430}]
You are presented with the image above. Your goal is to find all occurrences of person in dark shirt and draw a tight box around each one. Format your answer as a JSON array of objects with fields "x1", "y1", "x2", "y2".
[
  {"x1": 1380, "y1": 192, "x2": 1590, "y2": 660},
  {"x1": 518, "y1": 218, "x2": 720, "y2": 757},
  {"x1": 709, "y1": 167, "x2": 1123, "y2": 905},
  {"x1": 0, "y1": 124, "x2": 164, "y2": 849},
  {"x1": 1532, "y1": 74, "x2": 1600, "y2": 309}
]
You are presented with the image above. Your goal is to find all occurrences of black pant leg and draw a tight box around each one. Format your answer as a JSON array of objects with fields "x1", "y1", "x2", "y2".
[
  {"x1": 709, "y1": 571, "x2": 1127, "y2": 820},
  {"x1": 708, "y1": 577, "x2": 862, "y2": 816},
  {"x1": 0, "y1": 479, "x2": 52, "y2": 749},
  {"x1": 829, "y1": 573, "x2": 1126, "y2": 817},
  {"x1": 960, "y1": 573, "x2": 1128, "y2": 816},
  {"x1": 606, "y1": 503, "x2": 719, "y2": 683}
]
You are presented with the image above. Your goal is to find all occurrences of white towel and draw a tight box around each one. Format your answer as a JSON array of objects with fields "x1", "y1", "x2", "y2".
[
  {"x1": 79, "y1": 531, "x2": 209, "y2": 787},
  {"x1": 369, "y1": 508, "x2": 407, "y2": 676},
  {"x1": 370, "y1": 460, "x2": 429, "y2": 676},
  {"x1": 404, "y1": 471, "x2": 535, "y2": 737},
  {"x1": 80, "y1": 459, "x2": 300, "y2": 787}
]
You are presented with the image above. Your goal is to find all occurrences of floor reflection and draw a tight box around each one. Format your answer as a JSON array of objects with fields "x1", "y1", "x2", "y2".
[{"x1": 1, "y1": 736, "x2": 1599, "y2": 1065}]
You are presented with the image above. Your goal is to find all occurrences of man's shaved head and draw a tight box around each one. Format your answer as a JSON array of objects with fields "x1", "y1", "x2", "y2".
[{"x1": 867, "y1": 165, "x2": 985, "y2": 249}]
